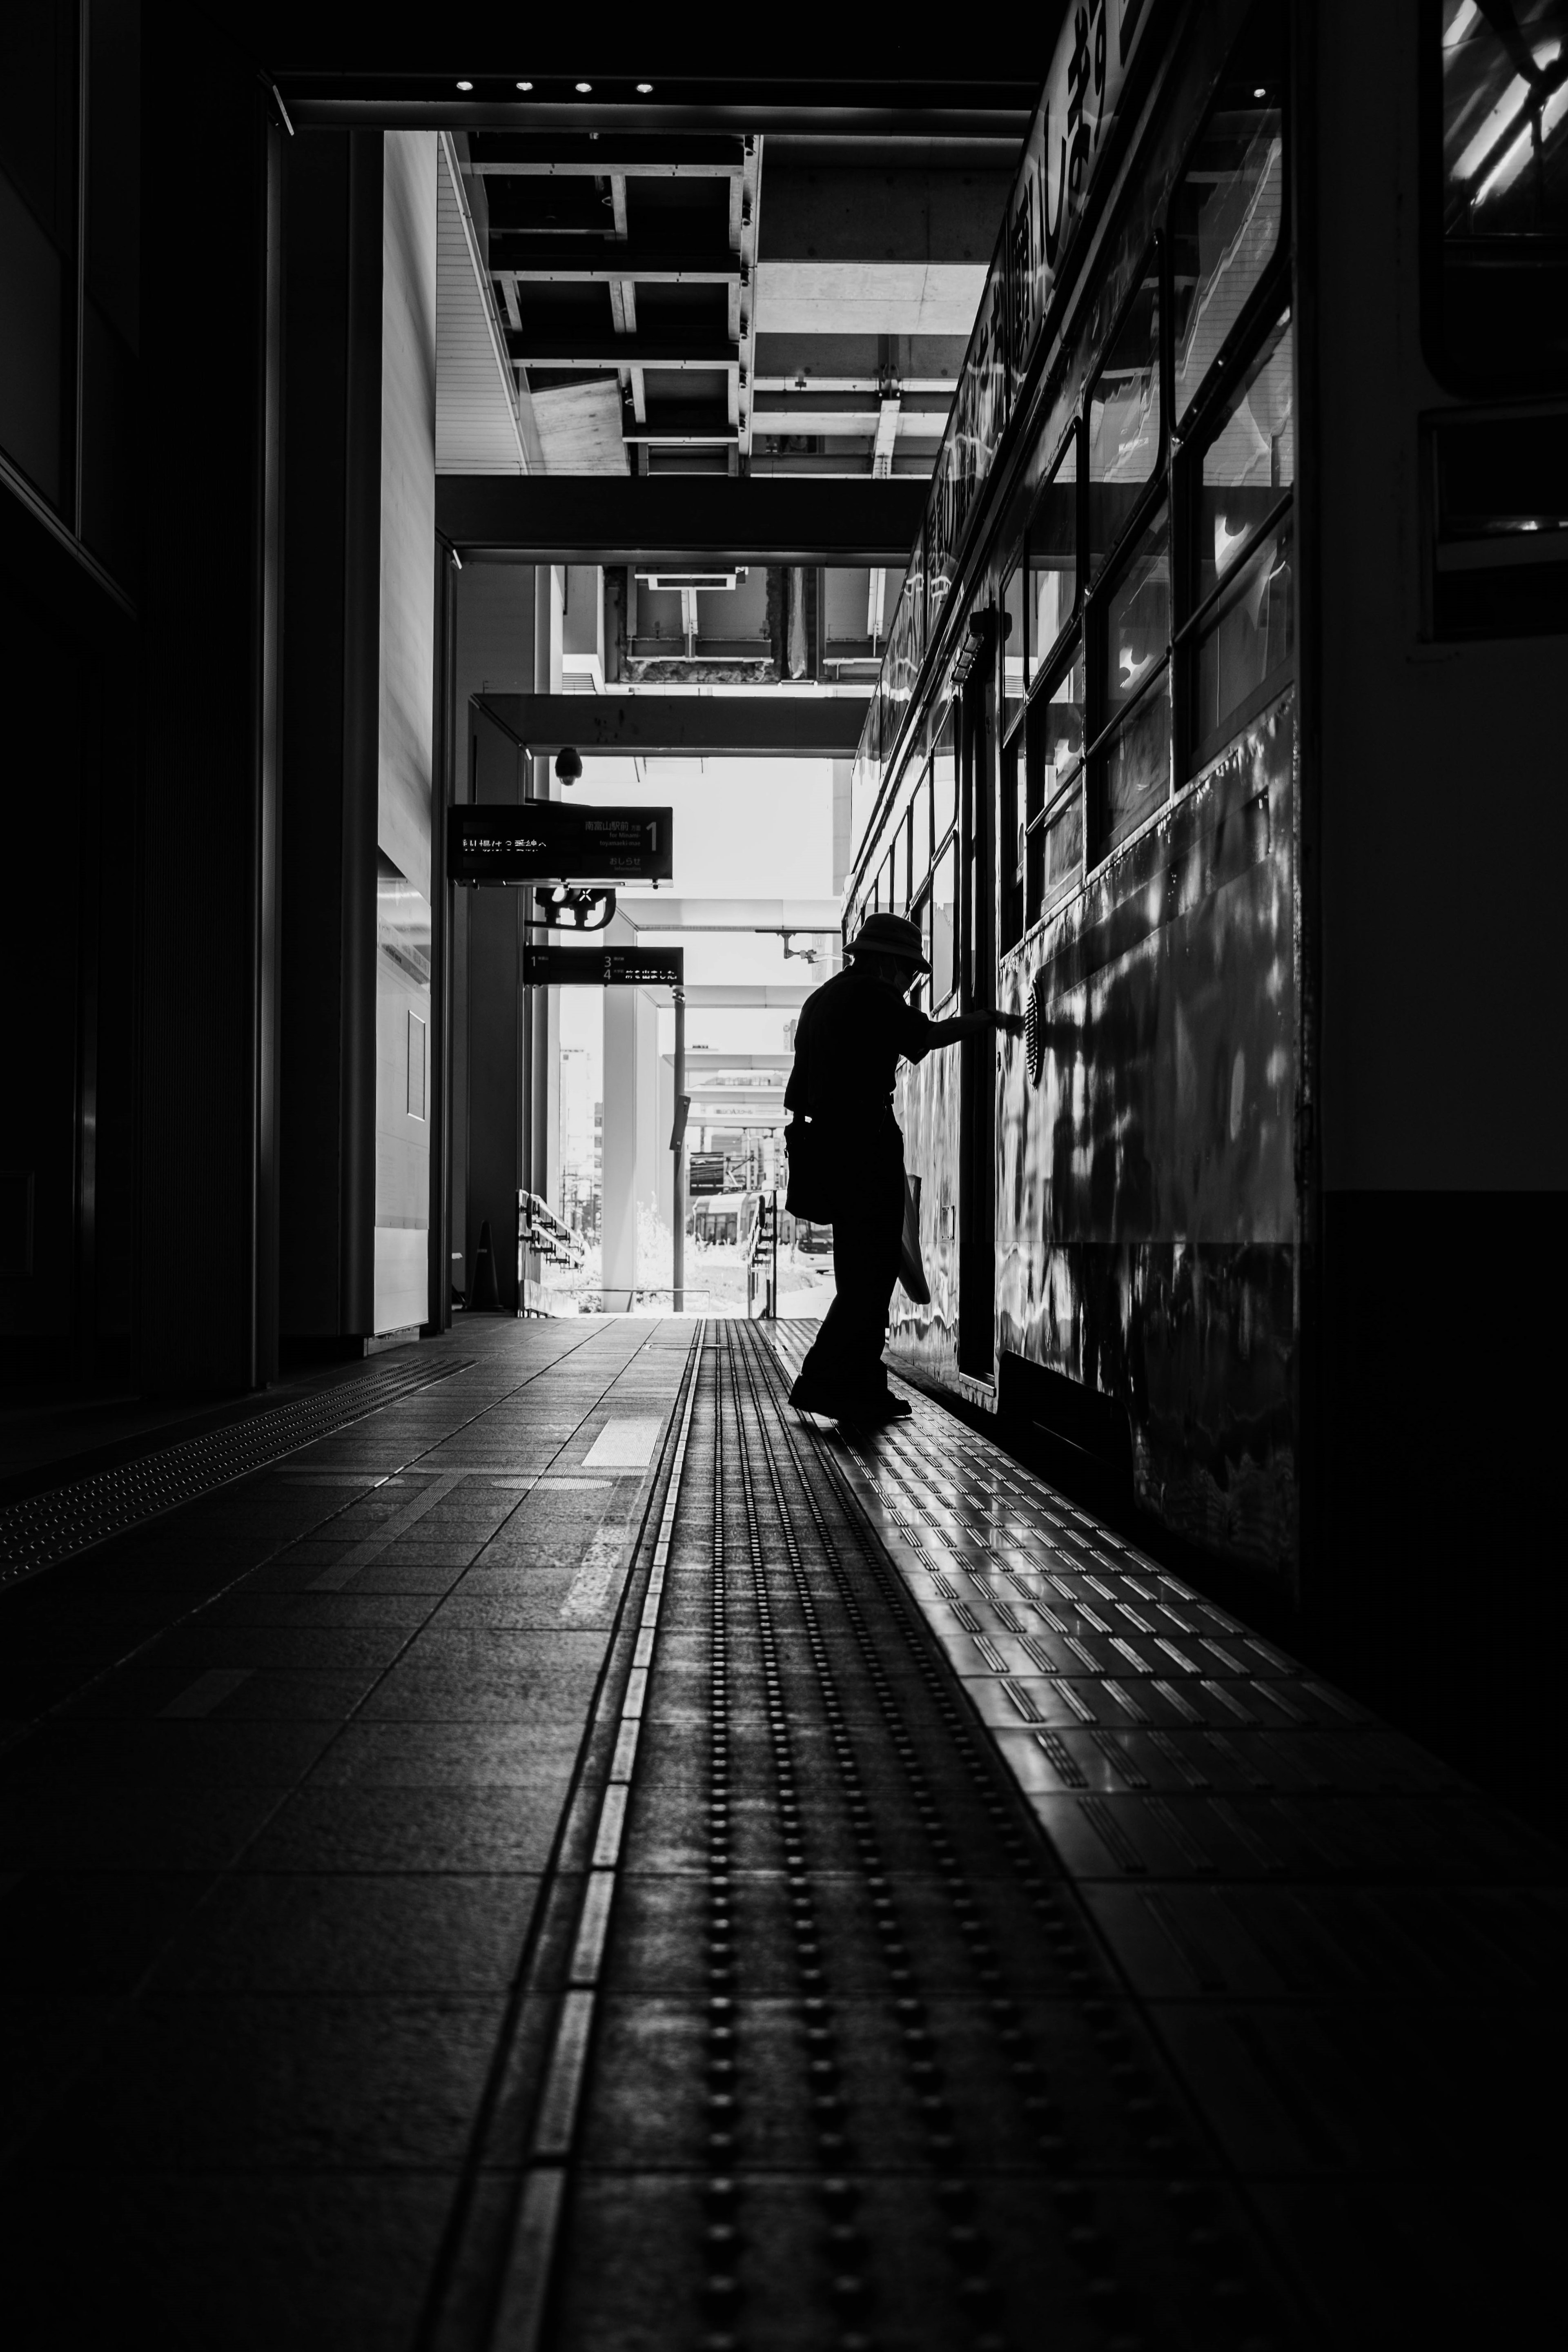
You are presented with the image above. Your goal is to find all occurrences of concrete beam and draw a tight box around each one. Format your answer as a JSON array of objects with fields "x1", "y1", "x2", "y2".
[
  {"x1": 615, "y1": 899, "x2": 841, "y2": 932},
  {"x1": 436, "y1": 473, "x2": 925, "y2": 564},
  {"x1": 671, "y1": 986, "x2": 813, "y2": 1008},
  {"x1": 760, "y1": 167, "x2": 1013, "y2": 264},
  {"x1": 492, "y1": 244, "x2": 740, "y2": 282},
  {"x1": 474, "y1": 138, "x2": 745, "y2": 177},
  {"x1": 754, "y1": 261, "x2": 987, "y2": 337},
  {"x1": 479, "y1": 695, "x2": 865, "y2": 758},
  {"x1": 504, "y1": 332, "x2": 738, "y2": 369},
  {"x1": 665, "y1": 1052, "x2": 795, "y2": 1068}
]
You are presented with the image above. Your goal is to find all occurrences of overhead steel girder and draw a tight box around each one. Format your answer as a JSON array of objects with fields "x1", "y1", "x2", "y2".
[
  {"x1": 471, "y1": 138, "x2": 744, "y2": 176},
  {"x1": 477, "y1": 694, "x2": 867, "y2": 758},
  {"x1": 622, "y1": 414, "x2": 738, "y2": 446},
  {"x1": 437, "y1": 475, "x2": 925, "y2": 565},
  {"x1": 503, "y1": 333, "x2": 738, "y2": 369},
  {"x1": 492, "y1": 245, "x2": 741, "y2": 283}
]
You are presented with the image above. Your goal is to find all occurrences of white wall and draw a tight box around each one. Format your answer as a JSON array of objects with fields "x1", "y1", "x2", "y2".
[
  {"x1": 374, "y1": 130, "x2": 438, "y2": 1333},
  {"x1": 377, "y1": 131, "x2": 437, "y2": 904}
]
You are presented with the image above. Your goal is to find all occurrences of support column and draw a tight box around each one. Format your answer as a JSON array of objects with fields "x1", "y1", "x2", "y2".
[
  {"x1": 139, "y1": 40, "x2": 283, "y2": 1392},
  {"x1": 528, "y1": 565, "x2": 564, "y2": 1204},
  {"x1": 672, "y1": 989, "x2": 687, "y2": 1312},
  {"x1": 464, "y1": 697, "x2": 528, "y2": 1313},
  {"x1": 278, "y1": 126, "x2": 437, "y2": 1356},
  {"x1": 601, "y1": 974, "x2": 661, "y2": 1311}
]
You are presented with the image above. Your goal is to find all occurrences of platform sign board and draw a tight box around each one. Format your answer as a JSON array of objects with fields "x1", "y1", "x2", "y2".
[
  {"x1": 448, "y1": 804, "x2": 672, "y2": 886},
  {"x1": 524, "y1": 946, "x2": 684, "y2": 988}
]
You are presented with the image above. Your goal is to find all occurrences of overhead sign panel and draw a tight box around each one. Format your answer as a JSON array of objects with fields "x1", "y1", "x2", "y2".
[
  {"x1": 432, "y1": 475, "x2": 927, "y2": 565},
  {"x1": 448, "y1": 804, "x2": 672, "y2": 886},
  {"x1": 476, "y1": 693, "x2": 866, "y2": 758},
  {"x1": 525, "y1": 946, "x2": 685, "y2": 987}
]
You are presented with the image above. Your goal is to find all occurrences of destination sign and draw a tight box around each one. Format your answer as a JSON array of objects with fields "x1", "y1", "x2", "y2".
[
  {"x1": 448, "y1": 804, "x2": 673, "y2": 885},
  {"x1": 524, "y1": 946, "x2": 685, "y2": 988}
]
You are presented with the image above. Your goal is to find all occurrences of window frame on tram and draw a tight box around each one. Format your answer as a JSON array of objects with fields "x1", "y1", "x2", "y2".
[
  {"x1": 989, "y1": 10, "x2": 1293, "y2": 942},
  {"x1": 849, "y1": 0, "x2": 1296, "y2": 966}
]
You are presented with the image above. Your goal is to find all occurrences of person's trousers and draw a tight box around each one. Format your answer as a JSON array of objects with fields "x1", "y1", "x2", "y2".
[{"x1": 796, "y1": 1132, "x2": 904, "y2": 1414}]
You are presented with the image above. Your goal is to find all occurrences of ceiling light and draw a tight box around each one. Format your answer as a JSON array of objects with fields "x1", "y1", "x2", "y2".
[
  {"x1": 1253, "y1": 85, "x2": 1266, "y2": 98},
  {"x1": 456, "y1": 79, "x2": 473, "y2": 91},
  {"x1": 576, "y1": 80, "x2": 592, "y2": 94},
  {"x1": 637, "y1": 82, "x2": 653, "y2": 94},
  {"x1": 516, "y1": 80, "x2": 533, "y2": 91}
]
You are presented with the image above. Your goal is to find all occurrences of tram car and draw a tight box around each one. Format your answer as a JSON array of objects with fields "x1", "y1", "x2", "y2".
[{"x1": 845, "y1": 0, "x2": 1565, "y2": 1747}]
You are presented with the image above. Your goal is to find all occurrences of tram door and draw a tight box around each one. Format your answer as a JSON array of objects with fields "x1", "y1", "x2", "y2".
[{"x1": 957, "y1": 656, "x2": 996, "y2": 1380}]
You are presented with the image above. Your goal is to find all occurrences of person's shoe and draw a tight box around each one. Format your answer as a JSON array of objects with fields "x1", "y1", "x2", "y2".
[
  {"x1": 869, "y1": 1395, "x2": 913, "y2": 1422},
  {"x1": 789, "y1": 1374, "x2": 850, "y2": 1419}
]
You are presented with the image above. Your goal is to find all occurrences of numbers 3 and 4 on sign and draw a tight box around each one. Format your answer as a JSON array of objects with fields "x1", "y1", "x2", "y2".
[{"x1": 524, "y1": 946, "x2": 685, "y2": 988}]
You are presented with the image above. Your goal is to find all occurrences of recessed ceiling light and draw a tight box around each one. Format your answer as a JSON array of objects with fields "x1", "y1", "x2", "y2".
[
  {"x1": 456, "y1": 79, "x2": 473, "y2": 92},
  {"x1": 1253, "y1": 85, "x2": 1267, "y2": 97},
  {"x1": 576, "y1": 80, "x2": 592, "y2": 94},
  {"x1": 516, "y1": 80, "x2": 533, "y2": 92},
  {"x1": 637, "y1": 81, "x2": 653, "y2": 94}
]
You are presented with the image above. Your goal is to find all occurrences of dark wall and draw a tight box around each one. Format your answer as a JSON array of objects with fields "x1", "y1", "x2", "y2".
[
  {"x1": 0, "y1": 2, "x2": 139, "y2": 1390},
  {"x1": 136, "y1": 19, "x2": 282, "y2": 1394},
  {"x1": 0, "y1": 559, "x2": 135, "y2": 1381}
]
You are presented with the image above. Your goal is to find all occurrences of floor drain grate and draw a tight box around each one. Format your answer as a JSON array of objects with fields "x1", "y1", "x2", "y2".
[{"x1": 0, "y1": 1356, "x2": 476, "y2": 1587}]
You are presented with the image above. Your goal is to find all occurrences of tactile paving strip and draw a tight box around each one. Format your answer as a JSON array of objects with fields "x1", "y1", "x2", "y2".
[
  {"x1": 0, "y1": 1353, "x2": 475, "y2": 1586},
  {"x1": 540, "y1": 1325, "x2": 1305, "y2": 2351}
]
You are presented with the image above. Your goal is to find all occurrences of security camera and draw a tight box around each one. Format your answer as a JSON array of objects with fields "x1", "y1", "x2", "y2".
[{"x1": 555, "y1": 746, "x2": 583, "y2": 787}]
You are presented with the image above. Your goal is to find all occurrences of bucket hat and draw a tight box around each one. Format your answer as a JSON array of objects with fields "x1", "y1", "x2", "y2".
[{"x1": 849, "y1": 910, "x2": 931, "y2": 971}]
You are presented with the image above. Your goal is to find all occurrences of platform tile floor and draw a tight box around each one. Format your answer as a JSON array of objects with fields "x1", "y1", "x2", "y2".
[{"x1": 0, "y1": 1313, "x2": 1561, "y2": 2349}]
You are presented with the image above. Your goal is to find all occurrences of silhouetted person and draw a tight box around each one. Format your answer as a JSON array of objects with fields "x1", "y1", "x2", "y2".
[{"x1": 785, "y1": 912, "x2": 1023, "y2": 1423}]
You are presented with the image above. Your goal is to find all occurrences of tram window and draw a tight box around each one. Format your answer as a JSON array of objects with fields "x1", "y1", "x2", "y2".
[
  {"x1": 1025, "y1": 652, "x2": 1086, "y2": 925},
  {"x1": 931, "y1": 839, "x2": 958, "y2": 1007},
  {"x1": 1433, "y1": 0, "x2": 1568, "y2": 388},
  {"x1": 1042, "y1": 789, "x2": 1085, "y2": 906},
  {"x1": 1099, "y1": 669, "x2": 1172, "y2": 855},
  {"x1": 1001, "y1": 732, "x2": 1024, "y2": 952},
  {"x1": 880, "y1": 850, "x2": 893, "y2": 913},
  {"x1": 1002, "y1": 564, "x2": 1027, "y2": 738},
  {"x1": 911, "y1": 767, "x2": 932, "y2": 898},
  {"x1": 1194, "y1": 515, "x2": 1294, "y2": 759},
  {"x1": 1089, "y1": 256, "x2": 1161, "y2": 580},
  {"x1": 1037, "y1": 648, "x2": 1087, "y2": 797},
  {"x1": 931, "y1": 714, "x2": 958, "y2": 846},
  {"x1": 1198, "y1": 316, "x2": 1294, "y2": 604},
  {"x1": 891, "y1": 822, "x2": 908, "y2": 915},
  {"x1": 1029, "y1": 437, "x2": 1078, "y2": 672},
  {"x1": 1103, "y1": 507, "x2": 1171, "y2": 722},
  {"x1": 1170, "y1": 10, "x2": 1285, "y2": 424}
]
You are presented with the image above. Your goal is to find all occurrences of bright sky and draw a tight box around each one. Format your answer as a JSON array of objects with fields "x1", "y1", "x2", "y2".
[{"x1": 558, "y1": 756, "x2": 837, "y2": 1092}]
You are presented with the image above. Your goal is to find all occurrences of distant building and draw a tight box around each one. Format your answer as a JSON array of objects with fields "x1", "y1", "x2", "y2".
[{"x1": 559, "y1": 1050, "x2": 601, "y2": 1239}]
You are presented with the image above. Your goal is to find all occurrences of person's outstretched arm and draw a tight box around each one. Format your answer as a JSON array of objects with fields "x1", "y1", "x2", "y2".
[{"x1": 925, "y1": 1007, "x2": 1025, "y2": 1047}]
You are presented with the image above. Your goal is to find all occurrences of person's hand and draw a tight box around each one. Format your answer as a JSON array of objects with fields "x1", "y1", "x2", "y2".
[{"x1": 995, "y1": 1010, "x2": 1027, "y2": 1038}]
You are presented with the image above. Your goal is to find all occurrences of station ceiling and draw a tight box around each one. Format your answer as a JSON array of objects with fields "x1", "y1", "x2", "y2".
[
  {"x1": 269, "y1": 47, "x2": 1040, "y2": 490},
  {"x1": 257, "y1": 16, "x2": 1057, "y2": 675}
]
